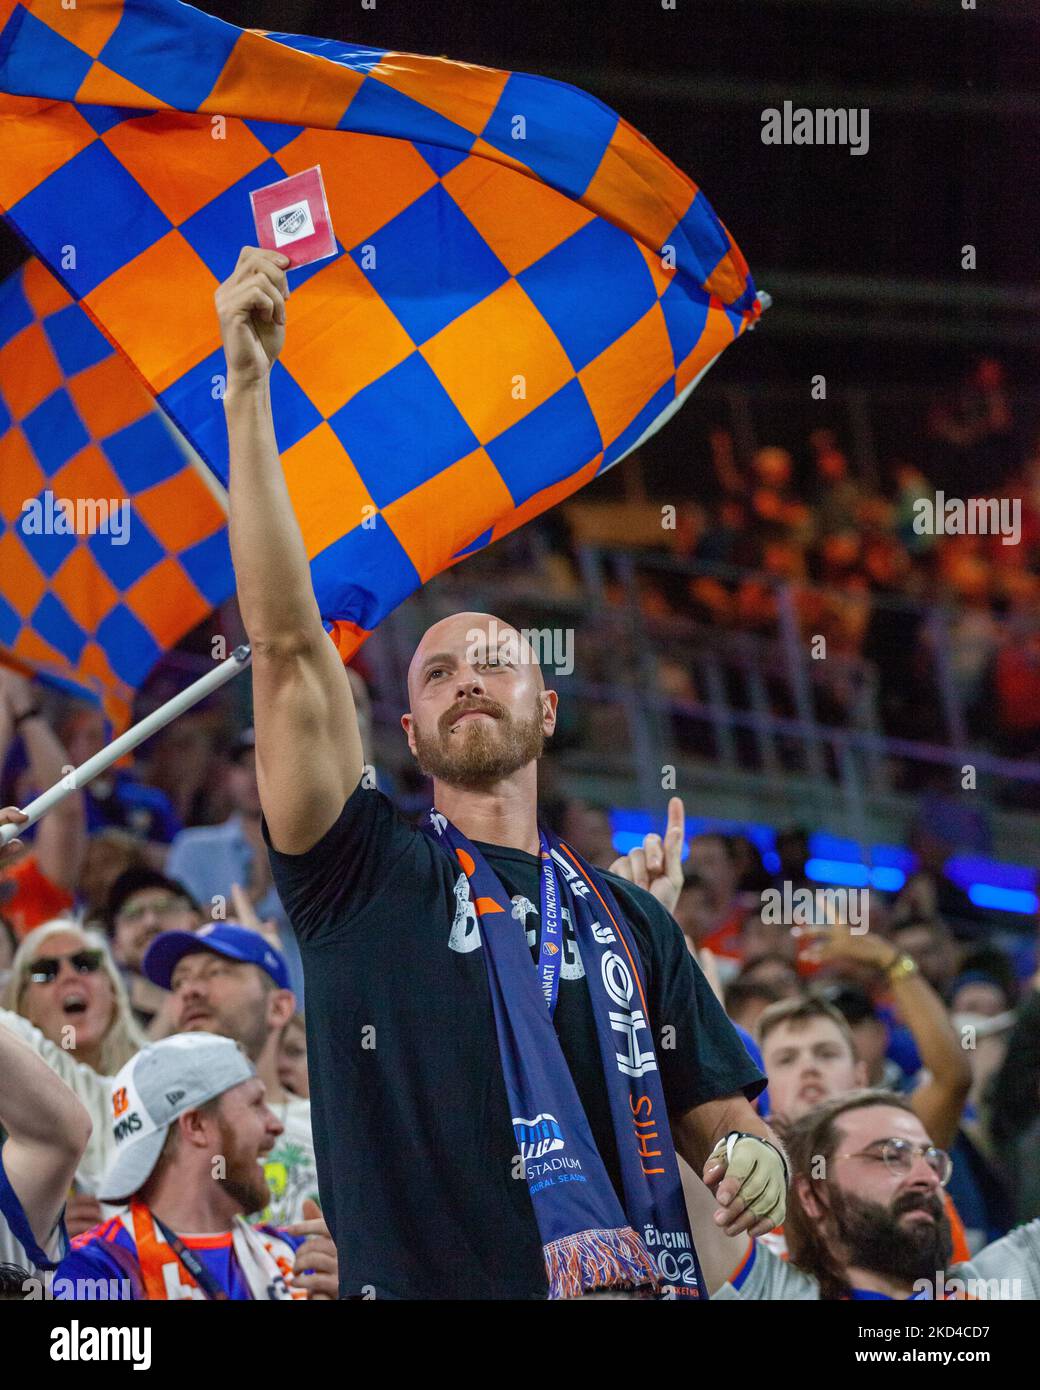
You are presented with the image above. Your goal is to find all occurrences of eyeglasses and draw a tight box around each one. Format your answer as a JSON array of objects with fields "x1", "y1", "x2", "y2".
[
  {"x1": 836, "y1": 1138, "x2": 953, "y2": 1187},
  {"x1": 117, "y1": 896, "x2": 187, "y2": 924},
  {"x1": 26, "y1": 948, "x2": 104, "y2": 985}
]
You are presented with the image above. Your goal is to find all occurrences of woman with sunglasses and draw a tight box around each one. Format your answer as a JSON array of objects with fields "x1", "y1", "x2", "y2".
[
  {"x1": 2, "y1": 920, "x2": 143, "y2": 1077},
  {"x1": 0, "y1": 920, "x2": 146, "y2": 1236}
]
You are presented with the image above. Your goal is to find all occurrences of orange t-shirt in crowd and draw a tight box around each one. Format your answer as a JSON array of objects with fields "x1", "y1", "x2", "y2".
[
  {"x1": 946, "y1": 1193, "x2": 972, "y2": 1264},
  {"x1": 1, "y1": 855, "x2": 74, "y2": 939},
  {"x1": 701, "y1": 905, "x2": 744, "y2": 960},
  {"x1": 794, "y1": 942, "x2": 824, "y2": 978}
]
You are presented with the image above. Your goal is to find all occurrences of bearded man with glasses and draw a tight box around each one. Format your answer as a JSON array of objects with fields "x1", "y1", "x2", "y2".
[{"x1": 684, "y1": 1089, "x2": 1040, "y2": 1300}]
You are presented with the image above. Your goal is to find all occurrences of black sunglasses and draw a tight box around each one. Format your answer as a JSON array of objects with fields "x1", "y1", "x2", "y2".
[{"x1": 26, "y1": 948, "x2": 104, "y2": 985}]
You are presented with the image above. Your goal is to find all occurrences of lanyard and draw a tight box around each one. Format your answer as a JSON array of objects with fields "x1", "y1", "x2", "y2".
[
  {"x1": 130, "y1": 1199, "x2": 229, "y2": 1301},
  {"x1": 152, "y1": 1214, "x2": 230, "y2": 1301},
  {"x1": 536, "y1": 833, "x2": 564, "y2": 1017}
]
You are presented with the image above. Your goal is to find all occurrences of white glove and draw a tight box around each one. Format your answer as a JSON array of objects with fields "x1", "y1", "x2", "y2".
[{"x1": 708, "y1": 1132, "x2": 789, "y2": 1228}]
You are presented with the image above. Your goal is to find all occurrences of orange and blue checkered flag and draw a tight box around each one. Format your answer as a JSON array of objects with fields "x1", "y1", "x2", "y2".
[
  {"x1": 0, "y1": 258, "x2": 233, "y2": 728},
  {"x1": 0, "y1": 0, "x2": 764, "y2": 665}
]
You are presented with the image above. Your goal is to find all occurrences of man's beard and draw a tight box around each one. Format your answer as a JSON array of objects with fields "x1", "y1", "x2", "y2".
[
  {"x1": 831, "y1": 1186, "x2": 952, "y2": 1284},
  {"x1": 412, "y1": 697, "x2": 545, "y2": 788},
  {"x1": 218, "y1": 1120, "x2": 271, "y2": 1216}
]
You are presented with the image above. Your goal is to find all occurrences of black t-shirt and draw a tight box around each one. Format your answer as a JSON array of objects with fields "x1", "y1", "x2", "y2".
[{"x1": 264, "y1": 784, "x2": 764, "y2": 1299}]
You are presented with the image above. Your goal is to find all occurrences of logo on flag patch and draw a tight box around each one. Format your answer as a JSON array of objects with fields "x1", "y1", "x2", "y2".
[{"x1": 272, "y1": 200, "x2": 314, "y2": 246}]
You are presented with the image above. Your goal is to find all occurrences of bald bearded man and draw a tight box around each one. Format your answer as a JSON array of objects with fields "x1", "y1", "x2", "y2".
[{"x1": 217, "y1": 246, "x2": 784, "y2": 1300}]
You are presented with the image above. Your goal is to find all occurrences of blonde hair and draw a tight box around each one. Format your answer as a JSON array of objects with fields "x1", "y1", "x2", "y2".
[
  {"x1": 3, "y1": 917, "x2": 145, "y2": 1074},
  {"x1": 756, "y1": 993, "x2": 857, "y2": 1058}
]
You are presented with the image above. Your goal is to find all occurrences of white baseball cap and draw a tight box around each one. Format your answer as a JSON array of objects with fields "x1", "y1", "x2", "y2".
[{"x1": 98, "y1": 1032, "x2": 255, "y2": 1202}]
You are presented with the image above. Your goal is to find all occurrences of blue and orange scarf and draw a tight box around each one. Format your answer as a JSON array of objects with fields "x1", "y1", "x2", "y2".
[{"x1": 424, "y1": 812, "x2": 703, "y2": 1299}]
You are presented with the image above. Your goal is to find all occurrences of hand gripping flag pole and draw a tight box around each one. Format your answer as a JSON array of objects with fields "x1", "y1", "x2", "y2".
[{"x1": 0, "y1": 645, "x2": 253, "y2": 846}]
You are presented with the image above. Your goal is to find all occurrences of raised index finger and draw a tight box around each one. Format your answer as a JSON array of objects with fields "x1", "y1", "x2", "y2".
[{"x1": 664, "y1": 796, "x2": 686, "y2": 879}]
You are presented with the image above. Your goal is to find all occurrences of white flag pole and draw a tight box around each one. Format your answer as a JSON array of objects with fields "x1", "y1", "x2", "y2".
[{"x1": 0, "y1": 644, "x2": 253, "y2": 845}]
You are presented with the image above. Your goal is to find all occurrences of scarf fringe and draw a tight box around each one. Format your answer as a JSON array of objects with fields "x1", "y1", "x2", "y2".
[{"x1": 544, "y1": 1226, "x2": 659, "y2": 1299}]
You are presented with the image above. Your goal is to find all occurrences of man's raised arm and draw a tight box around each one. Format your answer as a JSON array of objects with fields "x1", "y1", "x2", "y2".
[
  {"x1": 217, "y1": 247, "x2": 364, "y2": 854},
  {"x1": 806, "y1": 922, "x2": 971, "y2": 1150}
]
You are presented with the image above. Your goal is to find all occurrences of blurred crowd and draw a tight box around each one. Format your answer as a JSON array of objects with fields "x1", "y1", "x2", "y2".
[
  {"x1": 0, "y1": 651, "x2": 1037, "y2": 1298},
  {"x1": 0, "y1": 664, "x2": 325, "y2": 1294},
  {"x1": 548, "y1": 803, "x2": 1040, "y2": 1258},
  {"x1": 518, "y1": 359, "x2": 1040, "y2": 782},
  {"x1": 671, "y1": 823, "x2": 1039, "y2": 1250}
]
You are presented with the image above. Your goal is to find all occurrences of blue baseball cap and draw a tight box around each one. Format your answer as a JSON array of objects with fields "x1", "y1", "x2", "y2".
[{"x1": 143, "y1": 922, "x2": 291, "y2": 991}]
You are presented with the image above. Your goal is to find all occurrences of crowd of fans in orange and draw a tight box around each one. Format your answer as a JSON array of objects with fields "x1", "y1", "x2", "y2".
[{"x1": 540, "y1": 359, "x2": 1040, "y2": 775}]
